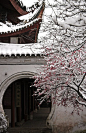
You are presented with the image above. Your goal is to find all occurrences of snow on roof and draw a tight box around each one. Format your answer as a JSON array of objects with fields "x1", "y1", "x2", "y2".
[
  {"x1": 21, "y1": 0, "x2": 43, "y2": 8},
  {"x1": 0, "y1": 0, "x2": 44, "y2": 34},
  {"x1": 19, "y1": 0, "x2": 44, "y2": 21},
  {"x1": 0, "y1": 43, "x2": 44, "y2": 57},
  {"x1": 18, "y1": 3, "x2": 43, "y2": 21},
  {"x1": 0, "y1": 18, "x2": 39, "y2": 34}
]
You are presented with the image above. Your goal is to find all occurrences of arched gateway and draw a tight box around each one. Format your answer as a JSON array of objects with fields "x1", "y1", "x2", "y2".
[
  {"x1": 1, "y1": 71, "x2": 36, "y2": 127},
  {"x1": 1, "y1": 71, "x2": 35, "y2": 95},
  {"x1": 0, "y1": 43, "x2": 45, "y2": 129}
]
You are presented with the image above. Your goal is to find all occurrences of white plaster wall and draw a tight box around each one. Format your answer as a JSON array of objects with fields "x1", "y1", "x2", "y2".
[
  {"x1": 47, "y1": 105, "x2": 86, "y2": 133},
  {"x1": 0, "y1": 65, "x2": 40, "y2": 85}
]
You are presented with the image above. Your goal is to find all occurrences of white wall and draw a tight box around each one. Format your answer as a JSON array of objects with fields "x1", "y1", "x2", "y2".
[
  {"x1": 0, "y1": 65, "x2": 40, "y2": 85},
  {"x1": 47, "y1": 105, "x2": 86, "y2": 133}
]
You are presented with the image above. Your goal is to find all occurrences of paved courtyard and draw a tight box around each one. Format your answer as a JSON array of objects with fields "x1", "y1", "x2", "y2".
[{"x1": 7, "y1": 108, "x2": 52, "y2": 133}]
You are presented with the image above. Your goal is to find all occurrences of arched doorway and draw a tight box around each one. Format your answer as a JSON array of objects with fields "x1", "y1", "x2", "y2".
[{"x1": 1, "y1": 71, "x2": 37, "y2": 127}]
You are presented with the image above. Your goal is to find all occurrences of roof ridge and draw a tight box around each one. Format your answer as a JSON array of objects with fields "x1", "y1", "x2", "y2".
[{"x1": 0, "y1": 43, "x2": 44, "y2": 57}]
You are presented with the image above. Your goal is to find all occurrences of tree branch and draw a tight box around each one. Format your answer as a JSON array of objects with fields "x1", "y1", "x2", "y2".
[{"x1": 78, "y1": 73, "x2": 86, "y2": 87}]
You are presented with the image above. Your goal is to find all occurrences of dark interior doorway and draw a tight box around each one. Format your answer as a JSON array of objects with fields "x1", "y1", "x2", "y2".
[{"x1": 2, "y1": 78, "x2": 37, "y2": 127}]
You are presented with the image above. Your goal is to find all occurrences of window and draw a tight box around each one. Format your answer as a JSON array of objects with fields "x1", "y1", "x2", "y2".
[{"x1": 10, "y1": 37, "x2": 18, "y2": 44}]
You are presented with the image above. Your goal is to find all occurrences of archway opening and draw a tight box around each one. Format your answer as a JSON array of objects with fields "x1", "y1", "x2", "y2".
[{"x1": 2, "y1": 78, "x2": 37, "y2": 127}]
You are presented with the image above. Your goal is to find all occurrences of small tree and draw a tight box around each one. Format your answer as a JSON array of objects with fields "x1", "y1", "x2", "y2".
[
  {"x1": 0, "y1": 112, "x2": 7, "y2": 133},
  {"x1": 34, "y1": 0, "x2": 86, "y2": 113}
]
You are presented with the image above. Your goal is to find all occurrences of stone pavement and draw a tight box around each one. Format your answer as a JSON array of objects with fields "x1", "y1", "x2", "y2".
[{"x1": 7, "y1": 108, "x2": 52, "y2": 133}]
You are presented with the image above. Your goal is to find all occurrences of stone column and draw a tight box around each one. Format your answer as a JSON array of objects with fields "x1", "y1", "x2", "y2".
[
  {"x1": 24, "y1": 80, "x2": 28, "y2": 121},
  {"x1": 16, "y1": 82, "x2": 21, "y2": 123},
  {"x1": 11, "y1": 83, "x2": 15, "y2": 127}
]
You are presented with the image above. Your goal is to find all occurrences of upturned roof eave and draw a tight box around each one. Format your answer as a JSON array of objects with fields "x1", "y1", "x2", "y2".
[
  {"x1": 10, "y1": 0, "x2": 28, "y2": 15},
  {"x1": 0, "y1": 1, "x2": 44, "y2": 37},
  {"x1": 0, "y1": 18, "x2": 41, "y2": 37}
]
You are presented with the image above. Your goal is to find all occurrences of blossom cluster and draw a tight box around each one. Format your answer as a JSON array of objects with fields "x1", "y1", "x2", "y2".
[{"x1": 34, "y1": 0, "x2": 86, "y2": 113}]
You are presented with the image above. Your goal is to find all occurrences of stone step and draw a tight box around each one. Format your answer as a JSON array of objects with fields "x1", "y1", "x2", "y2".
[{"x1": 8, "y1": 127, "x2": 52, "y2": 133}]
